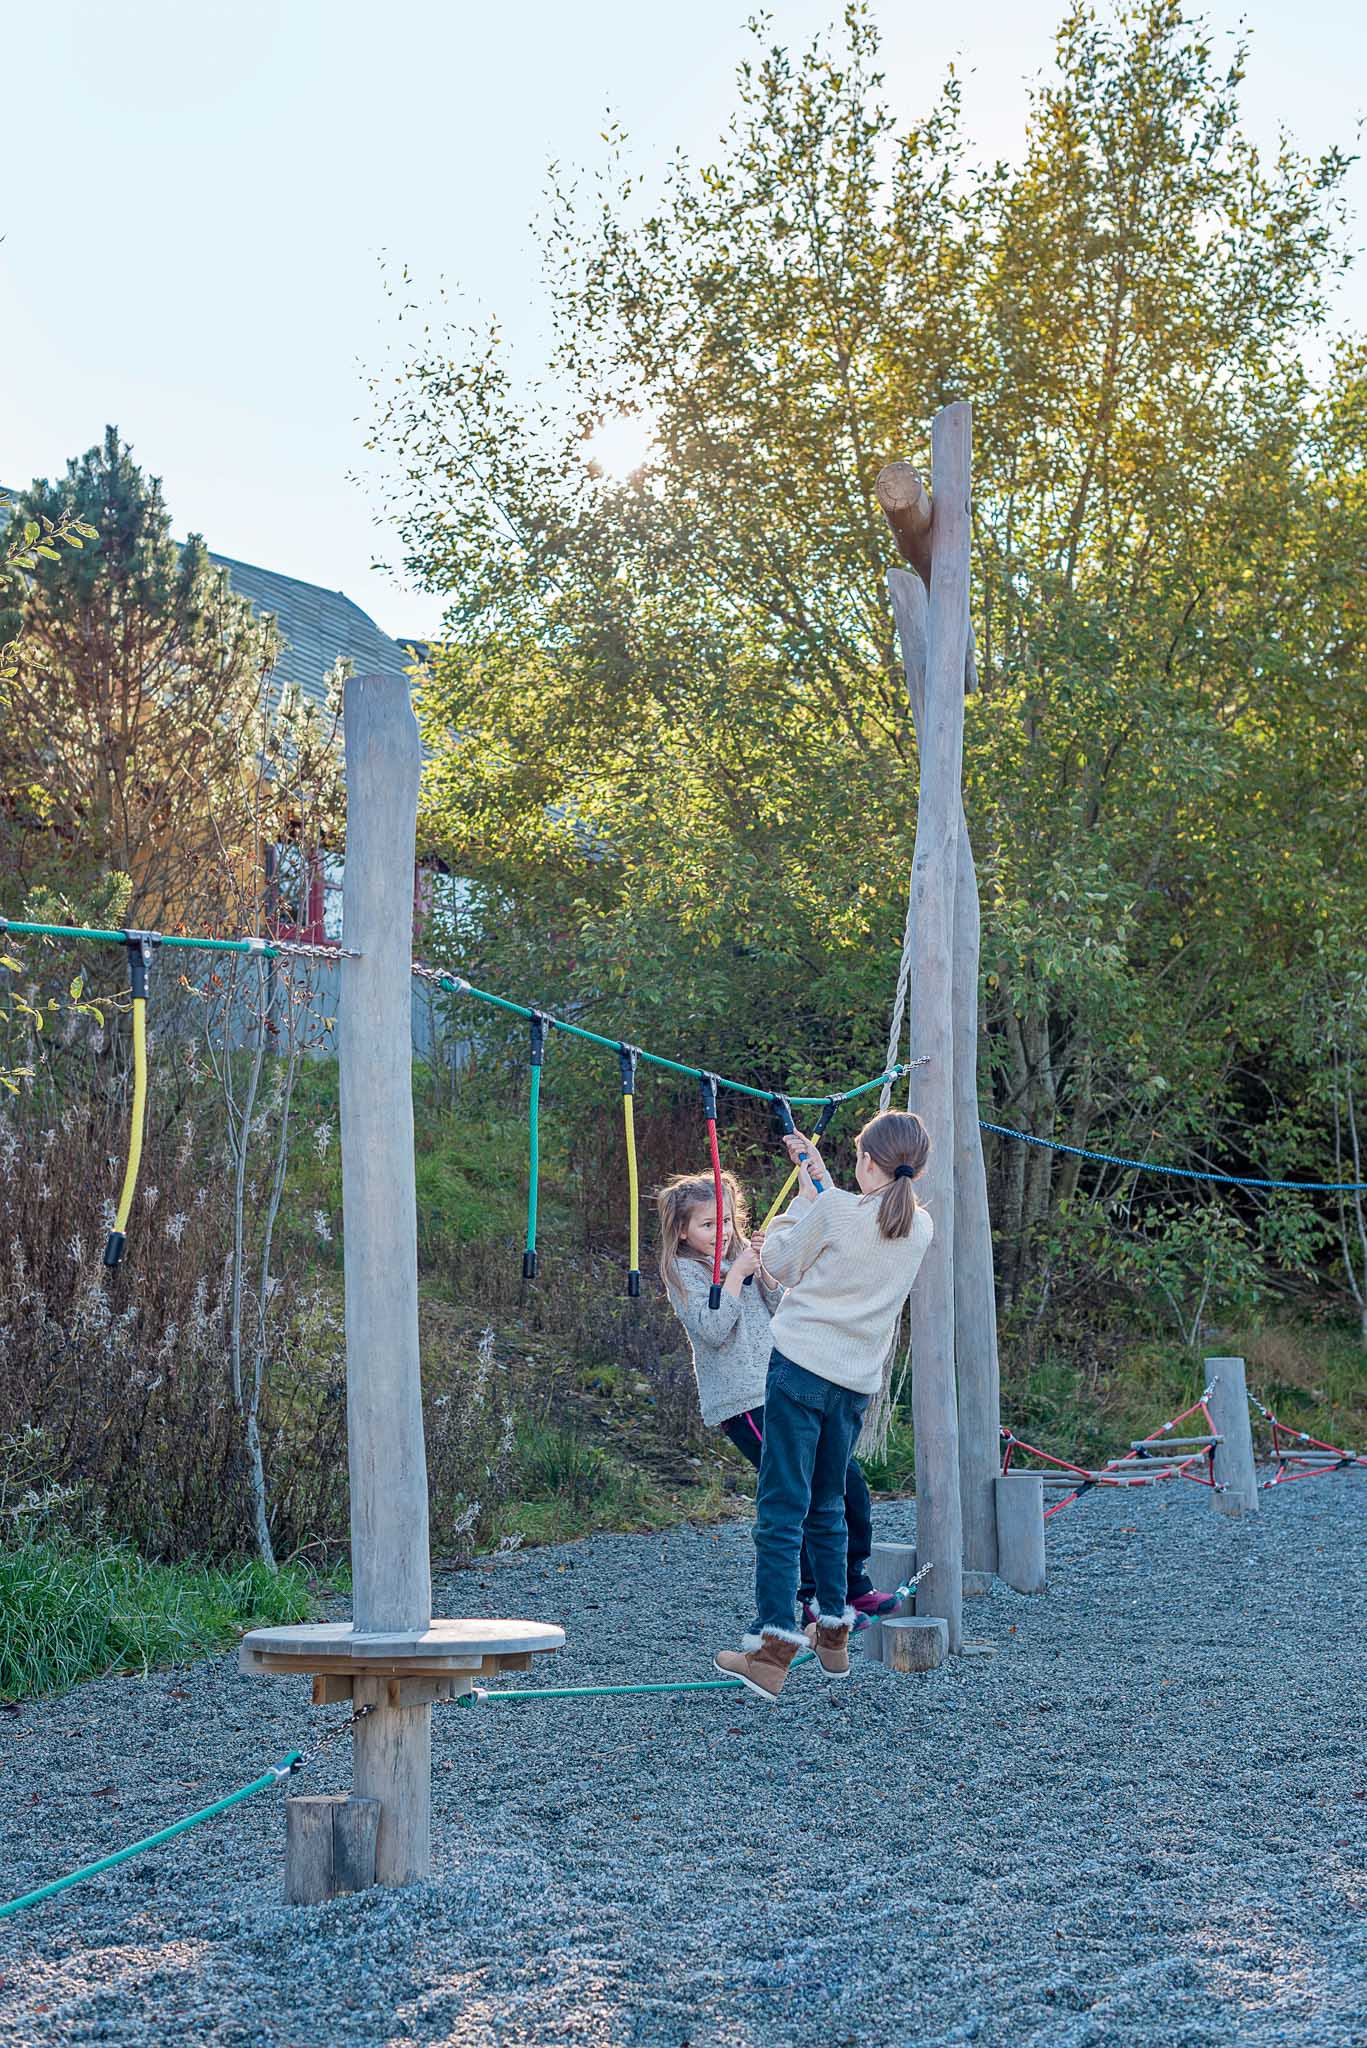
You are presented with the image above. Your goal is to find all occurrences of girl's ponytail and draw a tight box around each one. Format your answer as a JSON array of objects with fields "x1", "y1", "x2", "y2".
[{"x1": 857, "y1": 1111, "x2": 931, "y2": 1240}]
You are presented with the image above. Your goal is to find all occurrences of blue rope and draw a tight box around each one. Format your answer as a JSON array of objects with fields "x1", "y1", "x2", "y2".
[{"x1": 979, "y1": 1120, "x2": 1367, "y2": 1193}]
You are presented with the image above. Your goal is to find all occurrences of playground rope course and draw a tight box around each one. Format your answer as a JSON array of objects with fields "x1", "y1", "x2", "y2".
[
  {"x1": 4, "y1": 919, "x2": 1366, "y2": 1286},
  {"x1": 1002, "y1": 1387, "x2": 1225, "y2": 1518},
  {"x1": 1247, "y1": 1391, "x2": 1367, "y2": 1487},
  {"x1": 1001, "y1": 1387, "x2": 1367, "y2": 1517}
]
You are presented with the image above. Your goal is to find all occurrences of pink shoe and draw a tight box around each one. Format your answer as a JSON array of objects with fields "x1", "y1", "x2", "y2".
[{"x1": 850, "y1": 1587, "x2": 899, "y2": 1621}]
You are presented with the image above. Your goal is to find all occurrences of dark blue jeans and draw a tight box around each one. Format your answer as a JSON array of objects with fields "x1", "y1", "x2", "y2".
[
  {"x1": 752, "y1": 1350, "x2": 871, "y2": 1635},
  {"x1": 719, "y1": 1406, "x2": 875, "y2": 1605}
]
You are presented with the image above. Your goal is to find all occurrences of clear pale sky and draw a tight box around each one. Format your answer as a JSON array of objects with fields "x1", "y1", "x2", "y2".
[{"x1": 3, "y1": 1, "x2": 1362, "y2": 641}]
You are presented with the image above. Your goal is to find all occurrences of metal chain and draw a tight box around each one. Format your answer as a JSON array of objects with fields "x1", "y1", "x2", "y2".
[{"x1": 289, "y1": 1701, "x2": 376, "y2": 1776}]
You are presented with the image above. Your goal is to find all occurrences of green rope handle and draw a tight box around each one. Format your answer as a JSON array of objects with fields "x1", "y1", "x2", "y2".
[
  {"x1": 523, "y1": 1013, "x2": 545, "y2": 1279},
  {"x1": 0, "y1": 1753, "x2": 300, "y2": 1923}
]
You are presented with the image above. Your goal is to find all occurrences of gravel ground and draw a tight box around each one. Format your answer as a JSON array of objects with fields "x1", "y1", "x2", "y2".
[{"x1": 1, "y1": 1475, "x2": 1363, "y2": 2048}]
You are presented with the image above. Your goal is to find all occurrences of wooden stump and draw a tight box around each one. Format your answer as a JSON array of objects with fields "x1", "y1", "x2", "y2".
[
  {"x1": 285, "y1": 1796, "x2": 380, "y2": 1905},
  {"x1": 864, "y1": 1541, "x2": 916, "y2": 1664},
  {"x1": 880, "y1": 1617, "x2": 948, "y2": 1673},
  {"x1": 1206, "y1": 1356, "x2": 1259, "y2": 1519},
  {"x1": 995, "y1": 1472, "x2": 1046, "y2": 1594}
]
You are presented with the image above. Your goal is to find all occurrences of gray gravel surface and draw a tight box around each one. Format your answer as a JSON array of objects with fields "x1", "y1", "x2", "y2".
[{"x1": 1, "y1": 1476, "x2": 1363, "y2": 2048}]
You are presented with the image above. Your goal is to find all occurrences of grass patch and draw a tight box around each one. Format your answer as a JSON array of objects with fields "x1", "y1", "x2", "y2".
[
  {"x1": 0, "y1": 1535, "x2": 315, "y2": 1702},
  {"x1": 488, "y1": 1422, "x2": 725, "y2": 1550}
]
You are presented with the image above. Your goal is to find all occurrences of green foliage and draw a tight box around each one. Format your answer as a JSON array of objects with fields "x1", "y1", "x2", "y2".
[
  {"x1": 492, "y1": 1422, "x2": 679, "y2": 1548},
  {"x1": 0, "y1": 1532, "x2": 313, "y2": 1702},
  {"x1": 374, "y1": 1, "x2": 1367, "y2": 1325},
  {"x1": 0, "y1": 497, "x2": 98, "y2": 682},
  {"x1": 0, "y1": 428, "x2": 281, "y2": 929}
]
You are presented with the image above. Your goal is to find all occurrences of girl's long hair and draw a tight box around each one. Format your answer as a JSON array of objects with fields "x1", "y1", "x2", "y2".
[
  {"x1": 655, "y1": 1170, "x2": 750, "y2": 1297},
  {"x1": 857, "y1": 1111, "x2": 931, "y2": 1241}
]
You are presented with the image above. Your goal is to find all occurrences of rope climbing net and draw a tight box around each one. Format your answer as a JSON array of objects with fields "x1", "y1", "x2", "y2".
[
  {"x1": 1246, "y1": 1392, "x2": 1367, "y2": 1489},
  {"x1": 1001, "y1": 1388, "x2": 1225, "y2": 1518}
]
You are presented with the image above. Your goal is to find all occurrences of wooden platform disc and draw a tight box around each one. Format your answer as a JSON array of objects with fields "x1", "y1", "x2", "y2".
[{"x1": 239, "y1": 1617, "x2": 564, "y2": 1680}]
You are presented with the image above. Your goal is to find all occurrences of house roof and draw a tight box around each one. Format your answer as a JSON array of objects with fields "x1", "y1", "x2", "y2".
[
  {"x1": 210, "y1": 550, "x2": 415, "y2": 711},
  {"x1": 2, "y1": 485, "x2": 417, "y2": 712}
]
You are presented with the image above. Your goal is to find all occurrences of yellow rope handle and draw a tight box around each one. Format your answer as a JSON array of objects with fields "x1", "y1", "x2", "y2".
[
  {"x1": 620, "y1": 1048, "x2": 642, "y2": 1296},
  {"x1": 105, "y1": 936, "x2": 156, "y2": 1270},
  {"x1": 104, "y1": 995, "x2": 148, "y2": 1267},
  {"x1": 623, "y1": 1091, "x2": 640, "y2": 1289},
  {"x1": 758, "y1": 1165, "x2": 799, "y2": 1235}
]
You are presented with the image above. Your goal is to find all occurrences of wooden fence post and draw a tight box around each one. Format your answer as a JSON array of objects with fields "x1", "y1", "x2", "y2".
[
  {"x1": 1205, "y1": 1356, "x2": 1260, "y2": 1518},
  {"x1": 900, "y1": 402, "x2": 972, "y2": 1654},
  {"x1": 340, "y1": 672, "x2": 432, "y2": 1884}
]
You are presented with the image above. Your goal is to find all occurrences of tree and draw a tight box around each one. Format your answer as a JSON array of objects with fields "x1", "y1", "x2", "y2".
[
  {"x1": 373, "y1": 2, "x2": 1366, "y2": 1307},
  {"x1": 0, "y1": 427, "x2": 280, "y2": 931}
]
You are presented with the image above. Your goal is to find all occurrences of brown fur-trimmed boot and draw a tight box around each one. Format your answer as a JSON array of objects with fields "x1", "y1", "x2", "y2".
[
  {"x1": 804, "y1": 1608, "x2": 855, "y2": 1678},
  {"x1": 714, "y1": 1627, "x2": 806, "y2": 1703}
]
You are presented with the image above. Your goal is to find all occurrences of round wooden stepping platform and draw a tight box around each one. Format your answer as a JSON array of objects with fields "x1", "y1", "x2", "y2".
[{"x1": 240, "y1": 1619, "x2": 565, "y2": 1704}]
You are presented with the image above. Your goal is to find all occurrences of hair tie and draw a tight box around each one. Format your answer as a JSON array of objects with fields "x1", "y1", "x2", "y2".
[{"x1": 893, "y1": 1164, "x2": 915, "y2": 1180}]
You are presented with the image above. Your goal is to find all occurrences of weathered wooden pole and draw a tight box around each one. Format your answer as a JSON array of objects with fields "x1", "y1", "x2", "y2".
[
  {"x1": 340, "y1": 672, "x2": 432, "y2": 1884},
  {"x1": 879, "y1": 426, "x2": 1001, "y2": 1592},
  {"x1": 951, "y1": 809, "x2": 1002, "y2": 1579},
  {"x1": 897, "y1": 402, "x2": 972, "y2": 1654},
  {"x1": 1205, "y1": 1356, "x2": 1259, "y2": 1519},
  {"x1": 994, "y1": 1472, "x2": 1046, "y2": 1594}
]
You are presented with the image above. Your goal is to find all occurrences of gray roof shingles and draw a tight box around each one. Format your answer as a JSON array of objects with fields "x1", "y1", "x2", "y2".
[{"x1": 209, "y1": 550, "x2": 414, "y2": 710}]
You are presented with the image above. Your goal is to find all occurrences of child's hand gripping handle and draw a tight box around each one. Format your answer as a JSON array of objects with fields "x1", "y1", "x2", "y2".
[{"x1": 775, "y1": 1096, "x2": 826, "y2": 1192}]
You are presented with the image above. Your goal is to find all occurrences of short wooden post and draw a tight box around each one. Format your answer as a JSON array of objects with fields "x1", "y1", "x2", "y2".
[
  {"x1": 285, "y1": 1795, "x2": 380, "y2": 1905},
  {"x1": 900, "y1": 403, "x2": 972, "y2": 1655},
  {"x1": 995, "y1": 1473, "x2": 1046, "y2": 1594},
  {"x1": 340, "y1": 673, "x2": 432, "y2": 1884},
  {"x1": 1205, "y1": 1356, "x2": 1259, "y2": 1518},
  {"x1": 864, "y1": 1540, "x2": 915, "y2": 1665},
  {"x1": 880, "y1": 1617, "x2": 948, "y2": 1673}
]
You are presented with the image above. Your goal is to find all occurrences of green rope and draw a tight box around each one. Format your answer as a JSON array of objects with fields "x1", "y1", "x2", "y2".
[
  {"x1": 0, "y1": 918, "x2": 294, "y2": 959},
  {"x1": 455, "y1": 1653, "x2": 816, "y2": 1704},
  {"x1": 3, "y1": 913, "x2": 911, "y2": 1109},
  {"x1": 0, "y1": 1753, "x2": 300, "y2": 1923},
  {"x1": 428, "y1": 972, "x2": 912, "y2": 1110}
]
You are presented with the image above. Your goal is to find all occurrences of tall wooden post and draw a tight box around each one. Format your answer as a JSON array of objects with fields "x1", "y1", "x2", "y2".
[
  {"x1": 880, "y1": 425, "x2": 1001, "y2": 1586},
  {"x1": 900, "y1": 402, "x2": 972, "y2": 1653},
  {"x1": 340, "y1": 672, "x2": 432, "y2": 1884}
]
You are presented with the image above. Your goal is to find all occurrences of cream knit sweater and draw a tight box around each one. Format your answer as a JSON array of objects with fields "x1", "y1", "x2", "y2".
[{"x1": 762, "y1": 1187, "x2": 933, "y2": 1398}]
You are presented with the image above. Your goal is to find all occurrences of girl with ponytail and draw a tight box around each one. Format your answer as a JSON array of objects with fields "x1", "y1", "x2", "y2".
[{"x1": 714, "y1": 1109, "x2": 934, "y2": 1703}]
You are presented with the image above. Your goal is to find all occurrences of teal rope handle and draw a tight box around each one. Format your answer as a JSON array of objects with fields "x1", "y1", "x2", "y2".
[
  {"x1": 0, "y1": 1753, "x2": 300, "y2": 1922},
  {"x1": 523, "y1": 1013, "x2": 545, "y2": 1279}
]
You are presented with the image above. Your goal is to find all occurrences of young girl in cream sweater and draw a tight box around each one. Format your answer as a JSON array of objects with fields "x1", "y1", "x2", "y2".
[
  {"x1": 713, "y1": 1109, "x2": 934, "y2": 1703},
  {"x1": 656, "y1": 1169, "x2": 896, "y2": 1629}
]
